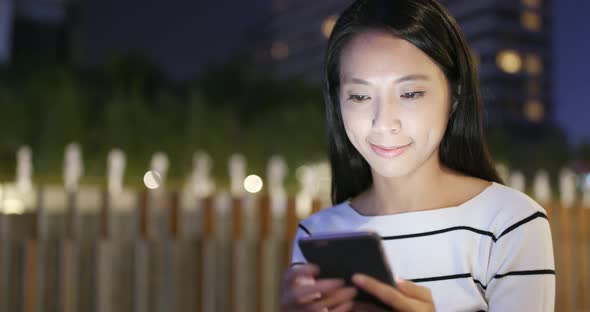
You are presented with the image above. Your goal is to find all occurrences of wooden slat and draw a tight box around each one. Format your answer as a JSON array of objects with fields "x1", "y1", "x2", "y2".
[
  {"x1": 134, "y1": 241, "x2": 149, "y2": 312},
  {"x1": 194, "y1": 239, "x2": 203, "y2": 312},
  {"x1": 100, "y1": 191, "x2": 110, "y2": 240},
  {"x1": 284, "y1": 197, "x2": 298, "y2": 267},
  {"x1": 203, "y1": 197, "x2": 215, "y2": 239},
  {"x1": 577, "y1": 206, "x2": 590, "y2": 311},
  {"x1": 231, "y1": 197, "x2": 242, "y2": 240},
  {"x1": 97, "y1": 241, "x2": 113, "y2": 312},
  {"x1": 257, "y1": 194, "x2": 271, "y2": 312},
  {"x1": 138, "y1": 192, "x2": 149, "y2": 240},
  {"x1": 169, "y1": 192, "x2": 180, "y2": 239},
  {"x1": 23, "y1": 240, "x2": 38, "y2": 312},
  {"x1": 311, "y1": 199, "x2": 322, "y2": 214},
  {"x1": 558, "y1": 205, "x2": 573, "y2": 311},
  {"x1": 229, "y1": 197, "x2": 242, "y2": 312},
  {"x1": 61, "y1": 240, "x2": 77, "y2": 312},
  {"x1": 259, "y1": 194, "x2": 271, "y2": 239},
  {"x1": 0, "y1": 236, "x2": 8, "y2": 312},
  {"x1": 201, "y1": 240, "x2": 217, "y2": 312},
  {"x1": 65, "y1": 193, "x2": 77, "y2": 241}
]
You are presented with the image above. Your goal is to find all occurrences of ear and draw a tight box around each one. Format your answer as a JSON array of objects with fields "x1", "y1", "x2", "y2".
[
  {"x1": 450, "y1": 84, "x2": 461, "y2": 117},
  {"x1": 449, "y1": 99, "x2": 458, "y2": 118}
]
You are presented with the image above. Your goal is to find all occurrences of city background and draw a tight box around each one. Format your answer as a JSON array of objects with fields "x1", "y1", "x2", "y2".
[
  {"x1": 0, "y1": 0, "x2": 589, "y2": 311},
  {"x1": 0, "y1": 0, "x2": 588, "y2": 188}
]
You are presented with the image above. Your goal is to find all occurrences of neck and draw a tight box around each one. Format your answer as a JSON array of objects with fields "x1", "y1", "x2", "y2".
[{"x1": 365, "y1": 157, "x2": 452, "y2": 215}]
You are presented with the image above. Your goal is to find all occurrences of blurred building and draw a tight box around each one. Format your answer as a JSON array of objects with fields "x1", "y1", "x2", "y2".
[
  {"x1": 0, "y1": 0, "x2": 78, "y2": 65},
  {"x1": 253, "y1": 0, "x2": 553, "y2": 125},
  {"x1": 249, "y1": 0, "x2": 350, "y2": 82},
  {"x1": 444, "y1": 0, "x2": 552, "y2": 126},
  {"x1": 0, "y1": 0, "x2": 14, "y2": 64}
]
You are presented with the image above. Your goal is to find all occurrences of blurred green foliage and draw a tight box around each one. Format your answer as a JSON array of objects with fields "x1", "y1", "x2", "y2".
[
  {"x1": 0, "y1": 56, "x2": 326, "y2": 191},
  {"x1": 0, "y1": 55, "x2": 584, "y2": 191}
]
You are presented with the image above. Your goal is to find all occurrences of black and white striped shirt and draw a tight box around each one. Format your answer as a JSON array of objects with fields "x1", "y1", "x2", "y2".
[{"x1": 291, "y1": 182, "x2": 555, "y2": 311}]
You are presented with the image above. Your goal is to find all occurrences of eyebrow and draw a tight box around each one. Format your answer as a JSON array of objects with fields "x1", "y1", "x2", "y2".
[{"x1": 343, "y1": 74, "x2": 430, "y2": 85}]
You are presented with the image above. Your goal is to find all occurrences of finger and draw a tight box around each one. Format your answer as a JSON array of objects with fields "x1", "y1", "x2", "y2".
[
  {"x1": 330, "y1": 301, "x2": 355, "y2": 312},
  {"x1": 282, "y1": 263, "x2": 319, "y2": 287},
  {"x1": 396, "y1": 277, "x2": 433, "y2": 302},
  {"x1": 287, "y1": 279, "x2": 346, "y2": 305},
  {"x1": 352, "y1": 274, "x2": 413, "y2": 311},
  {"x1": 310, "y1": 287, "x2": 357, "y2": 311}
]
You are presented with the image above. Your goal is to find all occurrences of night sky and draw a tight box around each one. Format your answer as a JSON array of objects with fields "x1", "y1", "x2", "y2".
[
  {"x1": 552, "y1": 0, "x2": 590, "y2": 145},
  {"x1": 77, "y1": 0, "x2": 589, "y2": 145}
]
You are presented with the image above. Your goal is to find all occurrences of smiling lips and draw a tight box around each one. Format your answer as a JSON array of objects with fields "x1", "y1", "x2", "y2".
[{"x1": 370, "y1": 142, "x2": 412, "y2": 158}]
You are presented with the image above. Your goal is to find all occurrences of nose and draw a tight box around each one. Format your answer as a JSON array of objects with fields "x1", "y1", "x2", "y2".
[{"x1": 372, "y1": 98, "x2": 401, "y2": 134}]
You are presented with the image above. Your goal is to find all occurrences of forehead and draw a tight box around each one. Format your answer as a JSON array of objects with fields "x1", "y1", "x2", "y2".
[{"x1": 340, "y1": 31, "x2": 444, "y2": 81}]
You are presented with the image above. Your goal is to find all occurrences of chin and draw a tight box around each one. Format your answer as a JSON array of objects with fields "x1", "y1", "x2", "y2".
[{"x1": 368, "y1": 162, "x2": 416, "y2": 179}]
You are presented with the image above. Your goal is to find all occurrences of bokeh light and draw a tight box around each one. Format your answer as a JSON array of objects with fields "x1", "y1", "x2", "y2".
[
  {"x1": 143, "y1": 170, "x2": 162, "y2": 189},
  {"x1": 497, "y1": 50, "x2": 523, "y2": 74},
  {"x1": 243, "y1": 174, "x2": 263, "y2": 193},
  {"x1": 2, "y1": 198, "x2": 24, "y2": 215},
  {"x1": 521, "y1": 11, "x2": 542, "y2": 31},
  {"x1": 524, "y1": 99, "x2": 545, "y2": 122},
  {"x1": 322, "y1": 15, "x2": 338, "y2": 38}
]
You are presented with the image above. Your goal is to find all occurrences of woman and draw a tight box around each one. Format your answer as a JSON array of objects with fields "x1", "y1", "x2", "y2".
[{"x1": 280, "y1": 0, "x2": 555, "y2": 311}]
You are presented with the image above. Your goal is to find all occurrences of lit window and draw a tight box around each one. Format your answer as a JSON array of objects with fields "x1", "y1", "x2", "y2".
[
  {"x1": 522, "y1": 0, "x2": 541, "y2": 9},
  {"x1": 524, "y1": 100, "x2": 544, "y2": 122},
  {"x1": 271, "y1": 42, "x2": 289, "y2": 60},
  {"x1": 497, "y1": 50, "x2": 522, "y2": 74},
  {"x1": 322, "y1": 15, "x2": 338, "y2": 39},
  {"x1": 521, "y1": 11, "x2": 542, "y2": 31},
  {"x1": 525, "y1": 54, "x2": 543, "y2": 75}
]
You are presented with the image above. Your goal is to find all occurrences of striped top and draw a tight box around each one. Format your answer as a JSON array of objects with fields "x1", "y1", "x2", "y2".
[{"x1": 290, "y1": 182, "x2": 555, "y2": 311}]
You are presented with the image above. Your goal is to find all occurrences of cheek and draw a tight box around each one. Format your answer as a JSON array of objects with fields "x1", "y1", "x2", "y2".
[
  {"x1": 340, "y1": 110, "x2": 366, "y2": 148},
  {"x1": 420, "y1": 109, "x2": 450, "y2": 144},
  {"x1": 341, "y1": 108, "x2": 370, "y2": 136}
]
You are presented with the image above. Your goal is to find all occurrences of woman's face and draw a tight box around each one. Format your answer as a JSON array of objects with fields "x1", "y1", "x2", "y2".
[{"x1": 338, "y1": 31, "x2": 453, "y2": 179}]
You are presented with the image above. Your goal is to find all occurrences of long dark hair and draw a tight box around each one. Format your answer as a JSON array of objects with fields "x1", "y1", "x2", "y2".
[{"x1": 325, "y1": 0, "x2": 502, "y2": 205}]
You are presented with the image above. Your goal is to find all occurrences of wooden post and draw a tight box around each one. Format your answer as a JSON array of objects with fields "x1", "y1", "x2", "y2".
[
  {"x1": 558, "y1": 203, "x2": 573, "y2": 311},
  {"x1": 257, "y1": 194, "x2": 271, "y2": 312},
  {"x1": 203, "y1": 196, "x2": 215, "y2": 239},
  {"x1": 577, "y1": 204, "x2": 590, "y2": 311},
  {"x1": 231, "y1": 197, "x2": 242, "y2": 241},
  {"x1": 23, "y1": 240, "x2": 37, "y2": 312},
  {"x1": 170, "y1": 192, "x2": 180, "y2": 239},
  {"x1": 311, "y1": 199, "x2": 322, "y2": 214},
  {"x1": 558, "y1": 168, "x2": 576, "y2": 311},
  {"x1": 284, "y1": 197, "x2": 298, "y2": 267},
  {"x1": 100, "y1": 190, "x2": 110, "y2": 240},
  {"x1": 138, "y1": 191, "x2": 149, "y2": 240}
]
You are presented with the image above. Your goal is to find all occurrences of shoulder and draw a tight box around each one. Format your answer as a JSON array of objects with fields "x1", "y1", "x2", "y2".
[
  {"x1": 483, "y1": 183, "x2": 548, "y2": 236},
  {"x1": 298, "y1": 202, "x2": 358, "y2": 234}
]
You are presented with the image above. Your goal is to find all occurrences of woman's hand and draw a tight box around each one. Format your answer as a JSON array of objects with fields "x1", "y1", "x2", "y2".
[
  {"x1": 351, "y1": 274, "x2": 435, "y2": 312},
  {"x1": 280, "y1": 263, "x2": 358, "y2": 312}
]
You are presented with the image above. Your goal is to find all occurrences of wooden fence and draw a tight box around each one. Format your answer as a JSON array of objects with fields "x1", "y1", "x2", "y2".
[
  {"x1": 0, "y1": 186, "x2": 321, "y2": 312},
  {"x1": 0, "y1": 186, "x2": 589, "y2": 311},
  {"x1": 0, "y1": 146, "x2": 588, "y2": 311}
]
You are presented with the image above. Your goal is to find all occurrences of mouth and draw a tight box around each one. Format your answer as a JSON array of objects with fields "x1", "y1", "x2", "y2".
[{"x1": 369, "y1": 142, "x2": 412, "y2": 158}]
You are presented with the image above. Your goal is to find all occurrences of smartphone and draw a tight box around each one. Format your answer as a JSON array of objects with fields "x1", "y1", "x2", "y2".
[{"x1": 298, "y1": 231, "x2": 396, "y2": 310}]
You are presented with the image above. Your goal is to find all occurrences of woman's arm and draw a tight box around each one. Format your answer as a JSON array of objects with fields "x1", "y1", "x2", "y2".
[{"x1": 485, "y1": 211, "x2": 555, "y2": 311}]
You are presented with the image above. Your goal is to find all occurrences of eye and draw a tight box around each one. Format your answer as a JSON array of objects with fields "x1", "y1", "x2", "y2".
[
  {"x1": 348, "y1": 94, "x2": 371, "y2": 102},
  {"x1": 401, "y1": 91, "x2": 425, "y2": 99}
]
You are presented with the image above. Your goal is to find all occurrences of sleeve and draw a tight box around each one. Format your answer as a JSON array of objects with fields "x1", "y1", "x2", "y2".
[
  {"x1": 290, "y1": 227, "x2": 310, "y2": 265},
  {"x1": 485, "y1": 211, "x2": 555, "y2": 311}
]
